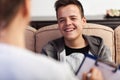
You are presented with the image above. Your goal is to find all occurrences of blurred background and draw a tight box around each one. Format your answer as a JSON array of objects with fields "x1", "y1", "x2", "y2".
[
  {"x1": 31, "y1": 0, "x2": 120, "y2": 17},
  {"x1": 30, "y1": 0, "x2": 120, "y2": 29}
]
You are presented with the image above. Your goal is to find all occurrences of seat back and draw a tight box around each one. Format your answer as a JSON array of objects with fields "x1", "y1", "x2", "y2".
[{"x1": 35, "y1": 24, "x2": 61, "y2": 52}]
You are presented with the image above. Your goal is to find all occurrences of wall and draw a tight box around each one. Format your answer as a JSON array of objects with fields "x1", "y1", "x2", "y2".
[{"x1": 31, "y1": 0, "x2": 120, "y2": 17}]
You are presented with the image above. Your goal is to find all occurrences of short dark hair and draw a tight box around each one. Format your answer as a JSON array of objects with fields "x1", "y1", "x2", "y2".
[
  {"x1": 0, "y1": 0, "x2": 24, "y2": 28},
  {"x1": 54, "y1": 0, "x2": 84, "y2": 18}
]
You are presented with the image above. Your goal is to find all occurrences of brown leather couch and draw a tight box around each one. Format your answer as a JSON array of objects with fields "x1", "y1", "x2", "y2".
[{"x1": 25, "y1": 23, "x2": 120, "y2": 64}]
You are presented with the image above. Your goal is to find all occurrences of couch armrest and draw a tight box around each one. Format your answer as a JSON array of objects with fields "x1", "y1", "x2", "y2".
[{"x1": 25, "y1": 26, "x2": 36, "y2": 52}]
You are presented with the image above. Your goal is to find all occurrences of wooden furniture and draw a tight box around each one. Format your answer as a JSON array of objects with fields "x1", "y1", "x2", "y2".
[{"x1": 30, "y1": 15, "x2": 120, "y2": 29}]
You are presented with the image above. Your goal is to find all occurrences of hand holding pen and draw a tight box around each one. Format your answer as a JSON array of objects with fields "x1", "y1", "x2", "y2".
[{"x1": 82, "y1": 67, "x2": 103, "y2": 80}]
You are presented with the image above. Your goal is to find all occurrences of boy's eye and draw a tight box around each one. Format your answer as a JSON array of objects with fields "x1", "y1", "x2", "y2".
[
  {"x1": 71, "y1": 18, "x2": 76, "y2": 20},
  {"x1": 58, "y1": 19, "x2": 64, "y2": 23}
]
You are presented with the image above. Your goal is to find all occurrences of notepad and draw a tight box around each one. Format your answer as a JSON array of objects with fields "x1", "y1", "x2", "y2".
[{"x1": 76, "y1": 54, "x2": 120, "y2": 80}]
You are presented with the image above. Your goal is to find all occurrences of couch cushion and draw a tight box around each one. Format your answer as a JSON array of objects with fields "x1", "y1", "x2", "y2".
[
  {"x1": 35, "y1": 24, "x2": 61, "y2": 52},
  {"x1": 83, "y1": 23, "x2": 115, "y2": 61},
  {"x1": 25, "y1": 26, "x2": 36, "y2": 52},
  {"x1": 35, "y1": 23, "x2": 115, "y2": 61},
  {"x1": 114, "y1": 25, "x2": 120, "y2": 64}
]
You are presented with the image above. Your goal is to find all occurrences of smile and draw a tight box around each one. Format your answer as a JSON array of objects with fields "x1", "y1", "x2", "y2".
[{"x1": 64, "y1": 27, "x2": 76, "y2": 32}]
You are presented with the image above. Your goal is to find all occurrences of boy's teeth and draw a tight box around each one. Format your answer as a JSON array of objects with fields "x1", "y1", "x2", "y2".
[{"x1": 65, "y1": 28, "x2": 74, "y2": 32}]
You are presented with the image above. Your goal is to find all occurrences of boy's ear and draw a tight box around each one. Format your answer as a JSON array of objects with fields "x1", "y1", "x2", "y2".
[{"x1": 82, "y1": 17, "x2": 87, "y2": 25}]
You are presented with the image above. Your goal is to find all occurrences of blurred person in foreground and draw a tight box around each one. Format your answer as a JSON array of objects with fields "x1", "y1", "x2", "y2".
[{"x1": 0, "y1": 0, "x2": 77, "y2": 80}]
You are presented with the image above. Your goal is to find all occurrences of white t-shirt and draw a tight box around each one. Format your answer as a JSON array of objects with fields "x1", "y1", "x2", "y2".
[{"x1": 0, "y1": 43, "x2": 78, "y2": 80}]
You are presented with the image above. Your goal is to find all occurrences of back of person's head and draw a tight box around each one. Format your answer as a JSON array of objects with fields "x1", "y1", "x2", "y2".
[
  {"x1": 0, "y1": 0, "x2": 25, "y2": 28},
  {"x1": 54, "y1": 0, "x2": 84, "y2": 18},
  {"x1": 0, "y1": 0, "x2": 30, "y2": 48}
]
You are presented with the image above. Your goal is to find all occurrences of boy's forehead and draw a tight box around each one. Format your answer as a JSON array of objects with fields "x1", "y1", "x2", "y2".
[
  {"x1": 57, "y1": 4, "x2": 81, "y2": 13},
  {"x1": 57, "y1": 5, "x2": 81, "y2": 17}
]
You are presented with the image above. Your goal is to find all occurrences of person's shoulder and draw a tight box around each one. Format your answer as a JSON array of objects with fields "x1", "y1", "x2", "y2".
[
  {"x1": 26, "y1": 54, "x2": 77, "y2": 80},
  {"x1": 14, "y1": 51, "x2": 77, "y2": 79},
  {"x1": 50, "y1": 37, "x2": 64, "y2": 44},
  {"x1": 43, "y1": 37, "x2": 64, "y2": 49},
  {"x1": 84, "y1": 35, "x2": 103, "y2": 44},
  {"x1": 0, "y1": 44, "x2": 77, "y2": 80},
  {"x1": 84, "y1": 35, "x2": 102, "y2": 40}
]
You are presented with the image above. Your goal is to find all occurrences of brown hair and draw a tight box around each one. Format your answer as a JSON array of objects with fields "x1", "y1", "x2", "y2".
[
  {"x1": 55, "y1": 0, "x2": 84, "y2": 18},
  {"x1": 0, "y1": 0, "x2": 24, "y2": 28}
]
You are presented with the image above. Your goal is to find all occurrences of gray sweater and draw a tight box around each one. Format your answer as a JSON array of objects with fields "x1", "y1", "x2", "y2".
[{"x1": 41, "y1": 35, "x2": 112, "y2": 73}]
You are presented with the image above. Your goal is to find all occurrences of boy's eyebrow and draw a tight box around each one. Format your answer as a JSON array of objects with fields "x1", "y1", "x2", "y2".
[
  {"x1": 70, "y1": 15, "x2": 77, "y2": 17},
  {"x1": 58, "y1": 17, "x2": 64, "y2": 20},
  {"x1": 58, "y1": 15, "x2": 77, "y2": 20}
]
